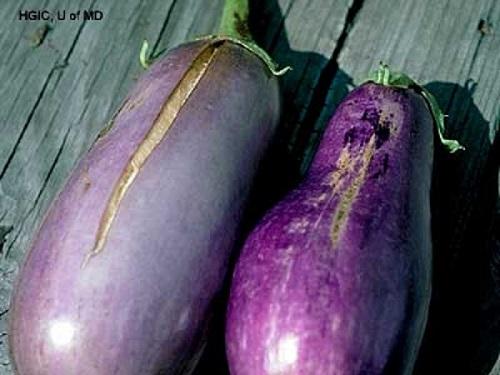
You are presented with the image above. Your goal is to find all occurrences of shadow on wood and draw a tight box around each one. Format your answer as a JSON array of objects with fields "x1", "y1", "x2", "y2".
[
  {"x1": 475, "y1": 128, "x2": 499, "y2": 375},
  {"x1": 481, "y1": 134, "x2": 500, "y2": 375},
  {"x1": 415, "y1": 81, "x2": 499, "y2": 375}
]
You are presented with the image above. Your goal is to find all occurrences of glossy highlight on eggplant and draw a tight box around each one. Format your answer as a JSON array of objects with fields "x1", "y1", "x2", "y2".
[{"x1": 226, "y1": 75, "x2": 440, "y2": 374}]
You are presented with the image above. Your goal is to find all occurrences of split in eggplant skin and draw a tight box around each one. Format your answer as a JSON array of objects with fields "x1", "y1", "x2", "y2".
[{"x1": 9, "y1": 37, "x2": 280, "y2": 375}]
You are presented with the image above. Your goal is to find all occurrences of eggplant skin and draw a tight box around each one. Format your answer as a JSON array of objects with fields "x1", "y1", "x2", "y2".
[
  {"x1": 226, "y1": 83, "x2": 433, "y2": 375},
  {"x1": 9, "y1": 39, "x2": 280, "y2": 375}
]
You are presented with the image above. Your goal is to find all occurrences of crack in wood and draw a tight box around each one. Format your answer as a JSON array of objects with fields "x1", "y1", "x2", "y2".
[
  {"x1": 4, "y1": 126, "x2": 71, "y2": 258},
  {"x1": 290, "y1": 0, "x2": 365, "y2": 173},
  {"x1": 0, "y1": 226, "x2": 13, "y2": 256},
  {"x1": 0, "y1": 69, "x2": 55, "y2": 181},
  {"x1": 0, "y1": 16, "x2": 90, "y2": 181},
  {"x1": 151, "y1": 0, "x2": 179, "y2": 57},
  {"x1": 268, "y1": 0, "x2": 295, "y2": 52}
]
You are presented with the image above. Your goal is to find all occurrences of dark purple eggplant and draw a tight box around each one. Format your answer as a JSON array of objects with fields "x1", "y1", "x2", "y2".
[{"x1": 226, "y1": 65, "x2": 463, "y2": 375}]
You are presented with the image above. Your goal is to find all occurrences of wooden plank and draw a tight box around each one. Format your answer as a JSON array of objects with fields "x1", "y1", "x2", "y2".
[
  {"x1": 0, "y1": 0, "x2": 92, "y2": 171},
  {"x1": 0, "y1": 0, "x2": 498, "y2": 373}
]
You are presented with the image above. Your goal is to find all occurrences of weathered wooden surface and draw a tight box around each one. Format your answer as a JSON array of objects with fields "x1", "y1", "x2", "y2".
[{"x1": 0, "y1": 0, "x2": 498, "y2": 373}]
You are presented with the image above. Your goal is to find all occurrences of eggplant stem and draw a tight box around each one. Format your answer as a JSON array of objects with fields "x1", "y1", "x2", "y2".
[
  {"x1": 138, "y1": 0, "x2": 291, "y2": 76},
  {"x1": 219, "y1": 0, "x2": 251, "y2": 40},
  {"x1": 365, "y1": 63, "x2": 465, "y2": 153},
  {"x1": 217, "y1": 0, "x2": 290, "y2": 76}
]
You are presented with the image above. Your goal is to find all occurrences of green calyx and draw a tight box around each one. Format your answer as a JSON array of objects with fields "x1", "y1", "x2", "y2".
[
  {"x1": 365, "y1": 63, "x2": 465, "y2": 153},
  {"x1": 193, "y1": 35, "x2": 291, "y2": 76},
  {"x1": 225, "y1": 36, "x2": 291, "y2": 76},
  {"x1": 217, "y1": 0, "x2": 289, "y2": 75},
  {"x1": 139, "y1": 39, "x2": 152, "y2": 69},
  {"x1": 139, "y1": 36, "x2": 290, "y2": 76},
  {"x1": 139, "y1": 0, "x2": 290, "y2": 76}
]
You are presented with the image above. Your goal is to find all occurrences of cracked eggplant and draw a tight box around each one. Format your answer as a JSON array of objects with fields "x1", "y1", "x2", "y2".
[
  {"x1": 226, "y1": 66, "x2": 463, "y2": 375},
  {"x1": 9, "y1": 1, "x2": 283, "y2": 373}
]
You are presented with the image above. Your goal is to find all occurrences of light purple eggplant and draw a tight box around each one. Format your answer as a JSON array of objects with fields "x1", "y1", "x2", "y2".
[
  {"x1": 8, "y1": 4, "x2": 284, "y2": 372},
  {"x1": 226, "y1": 66, "x2": 463, "y2": 375}
]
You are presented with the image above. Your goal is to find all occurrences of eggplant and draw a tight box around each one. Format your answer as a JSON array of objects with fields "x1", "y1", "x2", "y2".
[
  {"x1": 226, "y1": 66, "x2": 463, "y2": 375},
  {"x1": 9, "y1": 1, "x2": 285, "y2": 374}
]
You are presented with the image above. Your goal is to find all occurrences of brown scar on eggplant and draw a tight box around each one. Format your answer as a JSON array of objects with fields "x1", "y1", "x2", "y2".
[
  {"x1": 122, "y1": 83, "x2": 155, "y2": 113},
  {"x1": 82, "y1": 167, "x2": 92, "y2": 192},
  {"x1": 329, "y1": 147, "x2": 352, "y2": 188},
  {"x1": 93, "y1": 75, "x2": 164, "y2": 147},
  {"x1": 330, "y1": 136, "x2": 376, "y2": 246},
  {"x1": 93, "y1": 98, "x2": 132, "y2": 146},
  {"x1": 378, "y1": 102, "x2": 402, "y2": 134},
  {"x1": 82, "y1": 42, "x2": 223, "y2": 267},
  {"x1": 95, "y1": 119, "x2": 116, "y2": 142}
]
